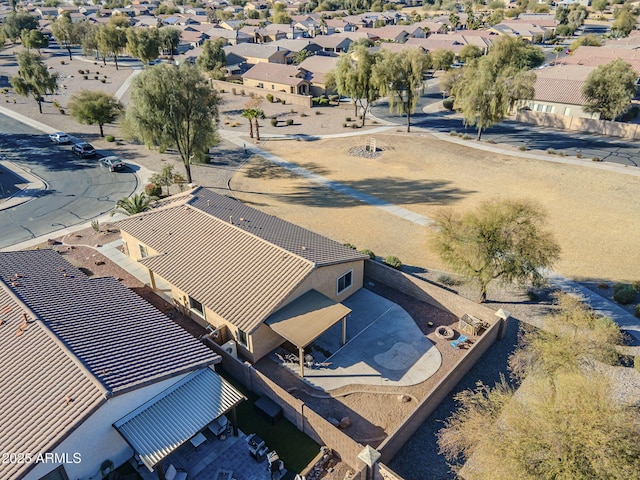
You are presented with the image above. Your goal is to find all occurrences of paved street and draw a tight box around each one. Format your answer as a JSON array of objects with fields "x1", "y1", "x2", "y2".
[{"x1": 0, "y1": 113, "x2": 137, "y2": 248}]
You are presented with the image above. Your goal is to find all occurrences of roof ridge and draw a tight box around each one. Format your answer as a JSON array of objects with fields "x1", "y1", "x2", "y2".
[
  {"x1": 188, "y1": 196, "x2": 316, "y2": 268},
  {"x1": 0, "y1": 280, "x2": 110, "y2": 398}
]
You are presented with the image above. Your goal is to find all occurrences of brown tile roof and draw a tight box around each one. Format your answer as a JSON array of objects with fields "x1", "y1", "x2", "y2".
[
  {"x1": 242, "y1": 62, "x2": 310, "y2": 86},
  {"x1": 116, "y1": 188, "x2": 366, "y2": 333},
  {"x1": 532, "y1": 65, "x2": 595, "y2": 105},
  {"x1": 559, "y1": 46, "x2": 640, "y2": 75},
  {"x1": 0, "y1": 283, "x2": 105, "y2": 480},
  {"x1": 0, "y1": 250, "x2": 218, "y2": 394}
]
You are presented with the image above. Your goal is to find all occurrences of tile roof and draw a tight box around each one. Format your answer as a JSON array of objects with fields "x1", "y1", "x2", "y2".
[
  {"x1": 0, "y1": 250, "x2": 218, "y2": 395},
  {"x1": 115, "y1": 188, "x2": 366, "y2": 333},
  {"x1": 560, "y1": 46, "x2": 640, "y2": 75},
  {"x1": 0, "y1": 286, "x2": 105, "y2": 480},
  {"x1": 242, "y1": 62, "x2": 310, "y2": 86}
]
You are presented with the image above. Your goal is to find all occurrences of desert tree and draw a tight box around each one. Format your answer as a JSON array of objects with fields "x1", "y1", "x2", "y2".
[
  {"x1": 612, "y1": 6, "x2": 638, "y2": 38},
  {"x1": 582, "y1": 59, "x2": 637, "y2": 121},
  {"x1": 96, "y1": 16, "x2": 129, "y2": 69},
  {"x1": 10, "y1": 50, "x2": 59, "y2": 114},
  {"x1": 332, "y1": 44, "x2": 380, "y2": 125},
  {"x1": 68, "y1": 90, "x2": 124, "y2": 137},
  {"x1": 148, "y1": 164, "x2": 186, "y2": 196},
  {"x1": 196, "y1": 38, "x2": 227, "y2": 82},
  {"x1": 51, "y1": 14, "x2": 86, "y2": 60},
  {"x1": 371, "y1": 47, "x2": 430, "y2": 132},
  {"x1": 2, "y1": 11, "x2": 38, "y2": 43},
  {"x1": 431, "y1": 49, "x2": 455, "y2": 70},
  {"x1": 457, "y1": 44, "x2": 482, "y2": 63},
  {"x1": 21, "y1": 28, "x2": 48, "y2": 53},
  {"x1": 430, "y1": 198, "x2": 560, "y2": 302},
  {"x1": 159, "y1": 27, "x2": 181, "y2": 60},
  {"x1": 126, "y1": 27, "x2": 161, "y2": 65},
  {"x1": 123, "y1": 63, "x2": 220, "y2": 184}
]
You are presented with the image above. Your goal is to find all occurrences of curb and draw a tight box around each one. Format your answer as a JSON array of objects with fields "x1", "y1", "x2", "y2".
[{"x1": 0, "y1": 159, "x2": 48, "y2": 211}]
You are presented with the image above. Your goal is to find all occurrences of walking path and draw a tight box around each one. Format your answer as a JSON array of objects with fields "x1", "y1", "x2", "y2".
[{"x1": 2, "y1": 82, "x2": 639, "y2": 341}]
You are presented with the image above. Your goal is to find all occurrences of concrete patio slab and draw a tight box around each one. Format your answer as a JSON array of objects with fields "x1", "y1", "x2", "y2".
[{"x1": 296, "y1": 289, "x2": 442, "y2": 391}]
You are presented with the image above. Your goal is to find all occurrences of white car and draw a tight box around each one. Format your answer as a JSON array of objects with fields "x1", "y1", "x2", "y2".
[{"x1": 49, "y1": 132, "x2": 71, "y2": 144}]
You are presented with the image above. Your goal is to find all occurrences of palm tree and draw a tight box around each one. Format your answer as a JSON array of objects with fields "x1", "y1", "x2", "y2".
[
  {"x1": 111, "y1": 193, "x2": 155, "y2": 216},
  {"x1": 253, "y1": 109, "x2": 266, "y2": 141},
  {"x1": 241, "y1": 108, "x2": 256, "y2": 138}
]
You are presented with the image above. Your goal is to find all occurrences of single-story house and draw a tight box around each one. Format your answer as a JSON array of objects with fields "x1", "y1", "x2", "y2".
[
  {"x1": 298, "y1": 54, "x2": 338, "y2": 95},
  {"x1": 272, "y1": 38, "x2": 324, "y2": 62},
  {"x1": 242, "y1": 62, "x2": 312, "y2": 94},
  {"x1": 310, "y1": 34, "x2": 353, "y2": 53},
  {"x1": 223, "y1": 43, "x2": 289, "y2": 64},
  {"x1": 0, "y1": 249, "x2": 244, "y2": 480},
  {"x1": 115, "y1": 188, "x2": 367, "y2": 364}
]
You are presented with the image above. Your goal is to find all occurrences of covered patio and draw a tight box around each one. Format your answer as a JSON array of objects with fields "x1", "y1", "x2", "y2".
[
  {"x1": 114, "y1": 367, "x2": 246, "y2": 480},
  {"x1": 266, "y1": 290, "x2": 351, "y2": 378}
]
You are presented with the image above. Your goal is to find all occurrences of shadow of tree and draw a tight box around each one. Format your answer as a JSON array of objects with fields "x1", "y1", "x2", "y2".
[{"x1": 243, "y1": 157, "x2": 332, "y2": 179}]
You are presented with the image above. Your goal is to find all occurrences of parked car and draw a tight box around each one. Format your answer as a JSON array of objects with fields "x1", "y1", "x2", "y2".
[
  {"x1": 49, "y1": 132, "x2": 70, "y2": 144},
  {"x1": 71, "y1": 142, "x2": 96, "y2": 157},
  {"x1": 99, "y1": 155, "x2": 126, "y2": 172}
]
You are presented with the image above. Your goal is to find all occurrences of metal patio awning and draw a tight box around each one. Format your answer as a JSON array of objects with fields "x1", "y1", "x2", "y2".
[{"x1": 114, "y1": 367, "x2": 245, "y2": 471}]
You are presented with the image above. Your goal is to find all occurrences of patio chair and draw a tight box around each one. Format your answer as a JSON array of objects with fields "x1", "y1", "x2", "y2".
[
  {"x1": 165, "y1": 464, "x2": 187, "y2": 480},
  {"x1": 450, "y1": 339, "x2": 461, "y2": 349},
  {"x1": 458, "y1": 335, "x2": 469, "y2": 344},
  {"x1": 208, "y1": 415, "x2": 229, "y2": 437}
]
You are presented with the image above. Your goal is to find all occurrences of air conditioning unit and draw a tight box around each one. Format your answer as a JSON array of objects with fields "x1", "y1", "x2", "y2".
[{"x1": 221, "y1": 340, "x2": 238, "y2": 359}]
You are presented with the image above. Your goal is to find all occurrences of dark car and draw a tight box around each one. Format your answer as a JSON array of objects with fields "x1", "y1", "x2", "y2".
[
  {"x1": 99, "y1": 155, "x2": 126, "y2": 172},
  {"x1": 71, "y1": 142, "x2": 96, "y2": 157}
]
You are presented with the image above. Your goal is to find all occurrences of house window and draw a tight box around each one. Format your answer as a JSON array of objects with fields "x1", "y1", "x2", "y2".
[
  {"x1": 564, "y1": 107, "x2": 571, "y2": 116},
  {"x1": 39, "y1": 466, "x2": 69, "y2": 480},
  {"x1": 139, "y1": 244, "x2": 148, "y2": 258},
  {"x1": 337, "y1": 270, "x2": 353, "y2": 295},
  {"x1": 257, "y1": 82, "x2": 264, "y2": 88},
  {"x1": 189, "y1": 296, "x2": 205, "y2": 317},
  {"x1": 237, "y1": 328, "x2": 248, "y2": 347}
]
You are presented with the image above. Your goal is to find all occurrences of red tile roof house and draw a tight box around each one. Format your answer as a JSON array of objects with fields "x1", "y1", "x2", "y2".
[
  {"x1": 0, "y1": 250, "x2": 244, "y2": 480},
  {"x1": 115, "y1": 188, "x2": 367, "y2": 367}
]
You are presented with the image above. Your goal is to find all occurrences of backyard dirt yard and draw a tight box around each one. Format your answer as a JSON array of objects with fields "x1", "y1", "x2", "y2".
[{"x1": 230, "y1": 134, "x2": 640, "y2": 283}]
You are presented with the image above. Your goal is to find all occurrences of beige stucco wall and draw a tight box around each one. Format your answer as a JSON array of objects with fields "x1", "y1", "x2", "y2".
[
  {"x1": 243, "y1": 77, "x2": 310, "y2": 95},
  {"x1": 120, "y1": 230, "x2": 160, "y2": 261},
  {"x1": 516, "y1": 109, "x2": 640, "y2": 139}
]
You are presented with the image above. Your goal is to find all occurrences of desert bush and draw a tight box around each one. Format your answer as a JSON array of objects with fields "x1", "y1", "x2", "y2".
[
  {"x1": 281, "y1": 99, "x2": 286, "y2": 105},
  {"x1": 384, "y1": 255, "x2": 402, "y2": 270},
  {"x1": 519, "y1": 145, "x2": 527, "y2": 151},
  {"x1": 78, "y1": 69, "x2": 85, "y2": 74},
  {"x1": 105, "y1": 135, "x2": 115, "y2": 142},
  {"x1": 100, "y1": 79, "x2": 106, "y2": 83},
  {"x1": 360, "y1": 249, "x2": 375, "y2": 260},
  {"x1": 443, "y1": 97, "x2": 455, "y2": 110},
  {"x1": 437, "y1": 274, "x2": 461, "y2": 286},
  {"x1": 315, "y1": 111, "x2": 321, "y2": 115},
  {"x1": 343, "y1": 243, "x2": 357, "y2": 250},
  {"x1": 231, "y1": 87, "x2": 237, "y2": 95},
  {"x1": 547, "y1": 148, "x2": 556, "y2": 154},
  {"x1": 449, "y1": 130, "x2": 458, "y2": 136},
  {"x1": 300, "y1": 112, "x2": 307, "y2": 117},
  {"x1": 346, "y1": 117, "x2": 352, "y2": 122},
  {"x1": 94, "y1": 75, "x2": 99, "y2": 80},
  {"x1": 576, "y1": 151, "x2": 583, "y2": 159},
  {"x1": 286, "y1": 119, "x2": 293, "y2": 125},
  {"x1": 592, "y1": 157, "x2": 601, "y2": 162},
  {"x1": 266, "y1": 93, "x2": 274, "y2": 103},
  {"x1": 83, "y1": 75, "x2": 88, "y2": 80},
  {"x1": 271, "y1": 118, "x2": 278, "y2": 126},
  {"x1": 144, "y1": 183, "x2": 162, "y2": 197},
  {"x1": 343, "y1": 123, "x2": 348, "y2": 128},
  {"x1": 613, "y1": 283, "x2": 637, "y2": 305}
]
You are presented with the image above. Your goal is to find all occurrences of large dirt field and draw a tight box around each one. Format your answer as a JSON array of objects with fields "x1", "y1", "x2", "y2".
[{"x1": 230, "y1": 134, "x2": 640, "y2": 283}]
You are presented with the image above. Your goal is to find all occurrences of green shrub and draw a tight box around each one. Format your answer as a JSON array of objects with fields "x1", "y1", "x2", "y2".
[
  {"x1": 144, "y1": 183, "x2": 162, "y2": 197},
  {"x1": 635, "y1": 305, "x2": 640, "y2": 319},
  {"x1": 351, "y1": 123, "x2": 358, "y2": 129},
  {"x1": 384, "y1": 255, "x2": 402, "y2": 270},
  {"x1": 78, "y1": 69, "x2": 85, "y2": 74},
  {"x1": 576, "y1": 151, "x2": 583, "y2": 159},
  {"x1": 318, "y1": 97, "x2": 329, "y2": 105},
  {"x1": 343, "y1": 243, "x2": 357, "y2": 250},
  {"x1": 449, "y1": 130, "x2": 457, "y2": 136},
  {"x1": 360, "y1": 249, "x2": 375, "y2": 260},
  {"x1": 315, "y1": 111, "x2": 321, "y2": 115},
  {"x1": 518, "y1": 145, "x2": 527, "y2": 151},
  {"x1": 271, "y1": 118, "x2": 278, "y2": 127},
  {"x1": 286, "y1": 119, "x2": 293, "y2": 125},
  {"x1": 634, "y1": 355, "x2": 640, "y2": 372},
  {"x1": 462, "y1": 134, "x2": 472, "y2": 140},
  {"x1": 105, "y1": 135, "x2": 115, "y2": 142},
  {"x1": 613, "y1": 283, "x2": 637, "y2": 305},
  {"x1": 442, "y1": 97, "x2": 454, "y2": 110},
  {"x1": 266, "y1": 93, "x2": 274, "y2": 103},
  {"x1": 346, "y1": 117, "x2": 352, "y2": 122},
  {"x1": 547, "y1": 148, "x2": 556, "y2": 154},
  {"x1": 592, "y1": 157, "x2": 601, "y2": 162},
  {"x1": 94, "y1": 75, "x2": 99, "y2": 80},
  {"x1": 281, "y1": 99, "x2": 286, "y2": 105},
  {"x1": 83, "y1": 75, "x2": 88, "y2": 80},
  {"x1": 100, "y1": 79, "x2": 106, "y2": 83},
  {"x1": 437, "y1": 274, "x2": 461, "y2": 286}
]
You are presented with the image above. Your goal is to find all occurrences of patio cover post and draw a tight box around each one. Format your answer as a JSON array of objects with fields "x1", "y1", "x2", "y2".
[
  {"x1": 148, "y1": 268, "x2": 157, "y2": 291},
  {"x1": 157, "y1": 464, "x2": 167, "y2": 480},
  {"x1": 341, "y1": 317, "x2": 347, "y2": 346},
  {"x1": 231, "y1": 407, "x2": 239, "y2": 436},
  {"x1": 299, "y1": 345, "x2": 305, "y2": 377}
]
